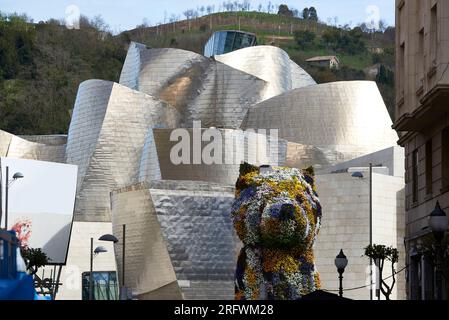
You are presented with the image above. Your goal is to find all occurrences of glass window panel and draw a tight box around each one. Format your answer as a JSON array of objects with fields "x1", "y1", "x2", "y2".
[{"x1": 81, "y1": 271, "x2": 118, "y2": 300}]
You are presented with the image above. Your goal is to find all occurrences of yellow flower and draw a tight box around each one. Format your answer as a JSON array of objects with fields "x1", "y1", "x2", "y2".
[
  {"x1": 314, "y1": 272, "x2": 321, "y2": 289},
  {"x1": 262, "y1": 249, "x2": 299, "y2": 273},
  {"x1": 251, "y1": 288, "x2": 260, "y2": 300},
  {"x1": 245, "y1": 266, "x2": 258, "y2": 287}
]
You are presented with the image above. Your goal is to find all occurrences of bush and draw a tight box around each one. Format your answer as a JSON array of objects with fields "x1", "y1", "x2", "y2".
[
  {"x1": 321, "y1": 27, "x2": 366, "y2": 55},
  {"x1": 293, "y1": 30, "x2": 315, "y2": 48}
]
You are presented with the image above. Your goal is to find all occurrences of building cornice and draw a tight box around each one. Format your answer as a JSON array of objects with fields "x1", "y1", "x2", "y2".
[{"x1": 393, "y1": 85, "x2": 449, "y2": 132}]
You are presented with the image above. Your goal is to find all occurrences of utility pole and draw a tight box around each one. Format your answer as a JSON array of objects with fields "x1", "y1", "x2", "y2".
[
  {"x1": 89, "y1": 237, "x2": 93, "y2": 300},
  {"x1": 369, "y1": 163, "x2": 373, "y2": 300},
  {"x1": 122, "y1": 224, "x2": 126, "y2": 292}
]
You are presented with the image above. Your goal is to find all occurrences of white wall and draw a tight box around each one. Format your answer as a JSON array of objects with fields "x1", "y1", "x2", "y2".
[
  {"x1": 315, "y1": 172, "x2": 405, "y2": 300},
  {"x1": 41, "y1": 222, "x2": 117, "y2": 300}
]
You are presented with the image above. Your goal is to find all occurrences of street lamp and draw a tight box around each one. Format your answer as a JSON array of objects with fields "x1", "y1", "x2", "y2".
[
  {"x1": 1, "y1": 166, "x2": 25, "y2": 229},
  {"x1": 428, "y1": 201, "x2": 449, "y2": 300},
  {"x1": 101, "y1": 226, "x2": 127, "y2": 300},
  {"x1": 335, "y1": 249, "x2": 348, "y2": 297},
  {"x1": 89, "y1": 234, "x2": 118, "y2": 300},
  {"x1": 94, "y1": 246, "x2": 108, "y2": 255}
]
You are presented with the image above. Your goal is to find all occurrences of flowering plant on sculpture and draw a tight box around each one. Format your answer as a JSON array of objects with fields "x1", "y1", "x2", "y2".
[{"x1": 232, "y1": 163, "x2": 322, "y2": 300}]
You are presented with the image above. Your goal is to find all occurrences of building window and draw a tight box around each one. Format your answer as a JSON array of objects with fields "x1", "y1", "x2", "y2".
[
  {"x1": 81, "y1": 271, "x2": 119, "y2": 300},
  {"x1": 412, "y1": 149, "x2": 419, "y2": 203},
  {"x1": 442, "y1": 127, "x2": 449, "y2": 190},
  {"x1": 430, "y1": 4, "x2": 438, "y2": 65},
  {"x1": 399, "y1": 43, "x2": 405, "y2": 99},
  {"x1": 426, "y1": 140, "x2": 433, "y2": 195},
  {"x1": 417, "y1": 28, "x2": 425, "y2": 91}
]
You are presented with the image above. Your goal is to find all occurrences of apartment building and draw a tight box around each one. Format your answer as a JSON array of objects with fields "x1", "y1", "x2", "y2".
[{"x1": 394, "y1": 0, "x2": 449, "y2": 300}]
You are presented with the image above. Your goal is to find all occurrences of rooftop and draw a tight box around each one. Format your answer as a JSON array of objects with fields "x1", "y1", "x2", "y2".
[{"x1": 306, "y1": 56, "x2": 339, "y2": 62}]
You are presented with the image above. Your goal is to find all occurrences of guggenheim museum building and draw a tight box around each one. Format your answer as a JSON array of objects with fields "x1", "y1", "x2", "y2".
[{"x1": 0, "y1": 31, "x2": 406, "y2": 300}]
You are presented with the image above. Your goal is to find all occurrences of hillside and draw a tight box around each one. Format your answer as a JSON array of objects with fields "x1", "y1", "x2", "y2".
[{"x1": 0, "y1": 11, "x2": 395, "y2": 135}]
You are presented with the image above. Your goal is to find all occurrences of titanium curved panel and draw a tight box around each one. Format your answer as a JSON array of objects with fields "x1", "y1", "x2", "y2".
[
  {"x1": 0, "y1": 130, "x2": 13, "y2": 156},
  {"x1": 119, "y1": 46, "x2": 208, "y2": 98},
  {"x1": 111, "y1": 180, "x2": 238, "y2": 300},
  {"x1": 18, "y1": 135, "x2": 67, "y2": 146},
  {"x1": 65, "y1": 79, "x2": 114, "y2": 189},
  {"x1": 118, "y1": 42, "x2": 148, "y2": 91},
  {"x1": 284, "y1": 142, "x2": 347, "y2": 172},
  {"x1": 139, "y1": 129, "x2": 162, "y2": 182},
  {"x1": 143, "y1": 128, "x2": 287, "y2": 185},
  {"x1": 119, "y1": 45, "x2": 267, "y2": 128},
  {"x1": 241, "y1": 81, "x2": 399, "y2": 163},
  {"x1": 111, "y1": 183, "x2": 182, "y2": 299},
  {"x1": 149, "y1": 180, "x2": 237, "y2": 300},
  {"x1": 214, "y1": 45, "x2": 316, "y2": 99},
  {"x1": 67, "y1": 80, "x2": 181, "y2": 222},
  {"x1": 0, "y1": 130, "x2": 65, "y2": 163}
]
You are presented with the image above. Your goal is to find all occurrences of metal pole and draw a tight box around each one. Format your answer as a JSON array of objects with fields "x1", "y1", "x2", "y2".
[
  {"x1": 5, "y1": 166, "x2": 9, "y2": 230},
  {"x1": 435, "y1": 242, "x2": 443, "y2": 300},
  {"x1": 122, "y1": 224, "x2": 126, "y2": 298},
  {"x1": 338, "y1": 272, "x2": 344, "y2": 297},
  {"x1": 89, "y1": 237, "x2": 93, "y2": 300},
  {"x1": 53, "y1": 265, "x2": 63, "y2": 300},
  {"x1": 369, "y1": 163, "x2": 373, "y2": 300}
]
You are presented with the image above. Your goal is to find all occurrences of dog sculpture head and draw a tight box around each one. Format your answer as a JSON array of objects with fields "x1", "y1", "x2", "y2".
[
  {"x1": 232, "y1": 163, "x2": 322, "y2": 300},
  {"x1": 233, "y1": 163, "x2": 322, "y2": 250}
]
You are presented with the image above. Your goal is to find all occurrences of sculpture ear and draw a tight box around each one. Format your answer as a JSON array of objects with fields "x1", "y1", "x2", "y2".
[
  {"x1": 302, "y1": 166, "x2": 316, "y2": 187},
  {"x1": 303, "y1": 166, "x2": 315, "y2": 177},
  {"x1": 239, "y1": 162, "x2": 259, "y2": 176}
]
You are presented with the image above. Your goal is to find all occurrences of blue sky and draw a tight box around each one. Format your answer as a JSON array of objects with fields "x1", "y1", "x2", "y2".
[{"x1": 1, "y1": 0, "x2": 395, "y2": 33}]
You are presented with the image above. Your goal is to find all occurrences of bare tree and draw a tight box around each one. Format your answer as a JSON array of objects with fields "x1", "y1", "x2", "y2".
[
  {"x1": 243, "y1": 0, "x2": 251, "y2": 11},
  {"x1": 378, "y1": 19, "x2": 388, "y2": 32}
]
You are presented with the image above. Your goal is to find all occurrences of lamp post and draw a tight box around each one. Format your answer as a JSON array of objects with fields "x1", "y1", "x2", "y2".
[
  {"x1": 100, "y1": 227, "x2": 126, "y2": 300},
  {"x1": 335, "y1": 249, "x2": 348, "y2": 297},
  {"x1": 2, "y1": 167, "x2": 24, "y2": 229},
  {"x1": 428, "y1": 201, "x2": 449, "y2": 300},
  {"x1": 89, "y1": 234, "x2": 119, "y2": 300}
]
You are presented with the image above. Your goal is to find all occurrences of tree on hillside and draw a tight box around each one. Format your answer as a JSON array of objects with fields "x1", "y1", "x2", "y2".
[
  {"x1": 183, "y1": 10, "x2": 194, "y2": 20},
  {"x1": 302, "y1": 8, "x2": 310, "y2": 20},
  {"x1": 302, "y1": 7, "x2": 318, "y2": 21},
  {"x1": 308, "y1": 7, "x2": 318, "y2": 22},
  {"x1": 321, "y1": 27, "x2": 366, "y2": 54},
  {"x1": 292, "y1": 9, "x2": 299, "y2": 18},
  {"x1": 376, "y1": 64, "x2": 395, "y2": 86},
  {"x1": 294, "y1": 30, "x2": 315, "y2": 48},
  {"x1": 243, "y1": 0, "x2": 251, "y2": 11},
  {"x1": 278, "y1": 4, "x2": 293, "y2": 17}
]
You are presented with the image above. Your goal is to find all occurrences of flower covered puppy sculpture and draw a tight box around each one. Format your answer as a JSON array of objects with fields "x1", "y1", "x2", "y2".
[{"x1": 232, "y1": 163, "x2": 322, "y2": 300}]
